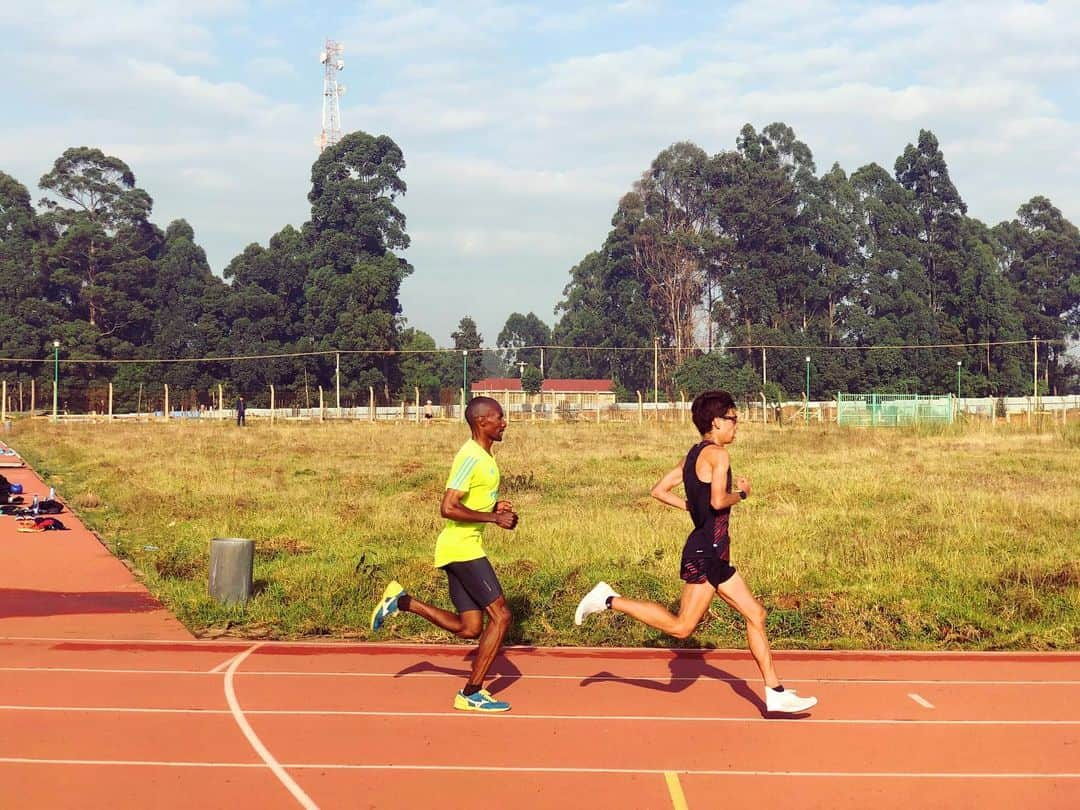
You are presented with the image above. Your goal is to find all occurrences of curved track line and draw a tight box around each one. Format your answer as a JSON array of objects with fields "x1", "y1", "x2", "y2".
[{"x1": 223, "y1": 644, "x2": 318, "y2": 810}]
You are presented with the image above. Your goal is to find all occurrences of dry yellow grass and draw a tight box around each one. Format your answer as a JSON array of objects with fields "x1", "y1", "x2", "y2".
[{"x1": 11, "y1": 416, "x2": 1080, "y2": 649}]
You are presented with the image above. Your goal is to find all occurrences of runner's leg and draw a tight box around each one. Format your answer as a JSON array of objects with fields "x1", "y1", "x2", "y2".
[
  {"x1": 403, "y1": 598, "x2": 483, "y2": 638},
  {"x1": 715, "y1": 571, "x2": 779, "y2": 687},
  {"x1": 467, "y1": 595, "x2": 512, "y2": 685},
  {"x1": 610, "y1": 581, "x2": 714, "y2": 639}
]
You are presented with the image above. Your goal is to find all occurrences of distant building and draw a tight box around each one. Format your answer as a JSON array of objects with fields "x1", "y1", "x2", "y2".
[{"x1": 471, "y1": 378, "x2": 616, "y2": 412}]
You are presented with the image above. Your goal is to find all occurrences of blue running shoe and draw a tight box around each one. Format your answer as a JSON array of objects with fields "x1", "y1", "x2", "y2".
[
  {"x1": 453, "y1": 688, "x2": 511, "y2": 713},
  {"x1": 370, "y1": 580, "x2": 405, "y2": 631}
]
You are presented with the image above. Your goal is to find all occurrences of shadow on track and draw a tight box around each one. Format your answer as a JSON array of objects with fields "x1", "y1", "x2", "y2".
[
  {"x1": 394, "y1": 651, "x2": 523, "y2": 696},
  {"x1": 581, "y1": 650, "x2": 811, "y2": 719}
]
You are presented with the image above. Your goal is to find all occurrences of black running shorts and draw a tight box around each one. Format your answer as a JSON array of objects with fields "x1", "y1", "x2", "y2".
[
  {"x1": 442, "y1": 557, "x2": 504, "y2": 612},
  {"x1": 680, "y1": 555, "x2": 737, "y2": 588}
]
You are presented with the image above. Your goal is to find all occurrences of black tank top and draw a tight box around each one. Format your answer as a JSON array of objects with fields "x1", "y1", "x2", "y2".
[{"x1": 682, "y1": 441, "x2": 732, "y2": 561}]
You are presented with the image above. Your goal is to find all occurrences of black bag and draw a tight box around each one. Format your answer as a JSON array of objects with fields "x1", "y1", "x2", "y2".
[
  {"x1": 0, "y1": 474, "x2": 10, "y2": 499},
  {"x1": 37, "y1": 499, "x2": 63, "y2": 515}
]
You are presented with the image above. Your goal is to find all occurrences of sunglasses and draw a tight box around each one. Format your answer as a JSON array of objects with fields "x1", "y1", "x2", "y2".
[{"x1": 716, "y1": 414, "x2": 738, "y2": 424}]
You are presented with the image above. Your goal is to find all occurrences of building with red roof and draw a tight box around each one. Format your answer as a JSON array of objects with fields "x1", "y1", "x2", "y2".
[{"x1": 471, "y1": 377, "x2": 615, "y2": 414}]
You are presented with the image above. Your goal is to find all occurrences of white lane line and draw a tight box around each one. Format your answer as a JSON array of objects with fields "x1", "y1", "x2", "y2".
[
  {"x1": 2, "y1": 704, "x2": 1079, "y2": 725},
  {"x1": 1, "y1": 757, "x2": 1079, "y2": 778},
  {"x1": 909, "y1": 693, "x2": 935, "y2": 709},
  {"x1": 4, "y1": 635, "x2": 1079, "y2": 660},
  {"x1": 3, "y1": 666, "x2": 1079, "y2": 686},
  {"x1": 0, "y1": 705, "x2": 229, "y2": 714},
  {"x1": 223, "y1": 644, "x2": 318, "y2": 810},
  {"x1": 0, "y1": 667, "x2": 212, "y2": 676}
]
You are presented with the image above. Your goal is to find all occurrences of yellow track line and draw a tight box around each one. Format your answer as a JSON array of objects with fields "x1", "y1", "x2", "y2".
[{"x1": 665, "y1": 770, "x2": 689, "y2": 810}]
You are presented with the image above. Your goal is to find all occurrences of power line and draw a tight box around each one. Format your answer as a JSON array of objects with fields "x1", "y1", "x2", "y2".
[
  {"x1": 538, "y1": 338, "x2": 1067, "y2": 352},
  {"x1": 0, "y1": 337, "x2": 1066, "y2": 366}
]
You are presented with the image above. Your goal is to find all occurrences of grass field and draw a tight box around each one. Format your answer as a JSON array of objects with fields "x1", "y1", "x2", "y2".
[{"x1": 10, "y1": 417, "x2": 1080, "y2": 650}]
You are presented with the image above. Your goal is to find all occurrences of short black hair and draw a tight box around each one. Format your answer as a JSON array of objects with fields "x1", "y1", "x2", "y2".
[
  {"x1": 691, "y1": 390, "x2": 736, "y2": 434},
  {"x1": 465, "y1": 396, "x2": 501, "y2": 429}
]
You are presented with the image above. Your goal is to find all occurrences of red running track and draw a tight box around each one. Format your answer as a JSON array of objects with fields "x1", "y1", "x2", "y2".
[
  {"x1": 2, "y1": 462, "x2": 1079, "y2": 808},
  {"x1": 1, "y1": 640, "x2": 1079, "y2": 809}
]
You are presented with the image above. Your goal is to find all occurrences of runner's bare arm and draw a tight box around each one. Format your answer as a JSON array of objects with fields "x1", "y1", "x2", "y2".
[
  {"x1": 440, "y1": 489, "x2": 517, "y2": 529},
  {"x1": 650, "y1": 463, "x2": 687, "y2": 511},
  {"x1": 708, "y1": 447, "x2": 747, "y2": 509}
]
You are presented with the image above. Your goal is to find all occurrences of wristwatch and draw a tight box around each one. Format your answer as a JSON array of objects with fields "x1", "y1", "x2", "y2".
[{"x1": 737, "y1": 489, "x2": 747, "y2": 500}]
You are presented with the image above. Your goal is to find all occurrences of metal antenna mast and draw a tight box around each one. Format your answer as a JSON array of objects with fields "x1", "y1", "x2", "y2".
[{"x1": 317, "y1": 39, "x2": 345, "y2": 152}]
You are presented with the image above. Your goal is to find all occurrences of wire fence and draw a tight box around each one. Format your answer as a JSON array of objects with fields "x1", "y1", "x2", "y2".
[
  {"x1": 3, "y1": 387, "x2": 1076, "y2": 428},
  {"x1": 0, "y1": 337, "x2": 1075, "y2": 422}
]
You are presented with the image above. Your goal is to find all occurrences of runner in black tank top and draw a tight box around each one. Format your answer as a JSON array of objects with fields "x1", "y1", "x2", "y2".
[
  {"x1": 680, "y1": 441, "x2": 737, "y2": 587},
  {"x1": 573, "y1": 390, "x2": 818, "y2": 714}
]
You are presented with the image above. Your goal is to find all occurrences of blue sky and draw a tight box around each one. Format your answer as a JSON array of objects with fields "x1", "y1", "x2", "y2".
[{"x1": 2, "y1": 0, "x2": 1078, "y2": 346}]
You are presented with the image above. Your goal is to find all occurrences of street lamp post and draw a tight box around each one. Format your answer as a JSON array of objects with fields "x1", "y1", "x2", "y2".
[
  {"x1": 462, "y1": 349, "x2": 469, "y2": 421},
  {"x1": 804, "y1": 355, "x2": 811, "y2": 425},
  {"x1": 653, "y1": 337, "x2": 659, "y2": 407},
  {"x1": 52, "y1": 340, "x2": 60, "y2": 422}
]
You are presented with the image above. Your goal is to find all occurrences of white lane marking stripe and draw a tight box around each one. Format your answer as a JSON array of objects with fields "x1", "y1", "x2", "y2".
[
  {"x1": 1, "y1": 757, "x2": 1079, "y2": 778},
  {"x1": 2, "y1": 705, "x2": 1079, "y2": 725},
  {"x1": 2, "y1": 666, "x2": 1078, "y2": 686},
  {"x1": 223, "y1": 644, "x2": 318, "y2": 810},
  {"x1": 4, "y1": 635, "x2": 1079, "y2": 659},
  {"x1": 909, "y1": 693, "x2": 935, "y2": 709}
]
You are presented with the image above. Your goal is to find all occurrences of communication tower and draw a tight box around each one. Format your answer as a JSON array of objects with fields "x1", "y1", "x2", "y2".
[{"x1": 317, "y1": 39, "x2": 345, "y2": 151}]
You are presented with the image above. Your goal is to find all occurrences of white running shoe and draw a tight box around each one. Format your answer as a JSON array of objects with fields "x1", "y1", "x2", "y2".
[
  {"x1": 574, "y1": 581, "x2": 620, "y2": 625},
  {"x1": 765, "y1": 686, "x2": 817, "y2": 713}
]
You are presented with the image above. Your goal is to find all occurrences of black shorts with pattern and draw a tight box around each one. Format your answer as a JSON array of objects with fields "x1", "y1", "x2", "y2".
[{"x1": 680, "y1": 554, "x2": 737, "y2": 588}]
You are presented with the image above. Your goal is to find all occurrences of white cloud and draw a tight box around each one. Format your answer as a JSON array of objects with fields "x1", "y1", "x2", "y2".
[
  {"x1": 0, "y1": 0, "x2": 242, "y2": 64},
  {"x1": 126, "y1": 59, "x2": 281, "y2": 122},
  {"x1": 179, "y1": 166, "x2": 238, "y2": 192},
  {"x1": 247, "y1": 56, "x2": 296, "y2": 77}
]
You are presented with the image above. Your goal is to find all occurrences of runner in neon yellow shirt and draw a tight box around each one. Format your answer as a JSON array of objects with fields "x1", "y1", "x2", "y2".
[
  {"x1": 370, "y1": 396, "x2": 519, "y2": 713},
  {"x1": 433, "y1": 436, "x2": 502, "y2": 567}
]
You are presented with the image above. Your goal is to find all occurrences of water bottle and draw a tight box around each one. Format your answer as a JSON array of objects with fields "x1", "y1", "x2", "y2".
[
  {"x1": 48, "y1": 487, "x2": 55, "y2": 501},
  {"x1": 31, "y1": 494, "x2": 39, "y2": 514}
]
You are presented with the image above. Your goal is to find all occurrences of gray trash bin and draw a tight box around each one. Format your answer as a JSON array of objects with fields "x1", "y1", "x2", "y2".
[{"x1": 209, "y1": 537, "x2": 254, "y2": 604}]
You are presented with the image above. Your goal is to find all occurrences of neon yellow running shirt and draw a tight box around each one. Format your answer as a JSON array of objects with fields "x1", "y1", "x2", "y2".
[{"x1": 433, "y1": 439, "x2": 500, "y2": 567}]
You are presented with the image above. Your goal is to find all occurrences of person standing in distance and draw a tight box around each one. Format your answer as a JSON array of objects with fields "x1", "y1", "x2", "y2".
[
  {"x1": 370, "y1": 396, "x2": 519, "y2": 712},
  {"x1": 236, "y1": 396, "x2": 246, "y2": 427},
  {"x1": 574, "y1": 390, "x2": 817, "y2": 714}
]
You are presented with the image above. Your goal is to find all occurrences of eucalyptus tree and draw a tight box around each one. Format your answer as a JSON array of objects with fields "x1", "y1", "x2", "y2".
[
  {"x1": 994, "y1": 196, "x2": 1080, "y2": 393},
  {"x1": 550, "y1": 229, "x2": 658, "y2": 393},
  {"x1": 894, "y1": 129, "x2": 967, "y2": 321},
  {"x1": 140, "y1": 219, "x2": 230, "y2": 404},
  {"x1": 38, "y1": 147, "x2": 158, "y2": 345},
  {"x1": 0, "y1": 171, "x2": 54, "y2": 392},
  {"x1": 497, "y1": 312, "x2": 551, "y2": 371},
  {"x1": 398, "y1": 327, "x2": 452, "y2": 402},
  {"x1": 630, "y1": 142, "x2": 710, "y2": 362},
  {"x1": 451, "y1": 316, "x2": 485, "y2": 389},
  {"x1": 301, "y1": 131, "x2": 413, "y2": 401}
]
